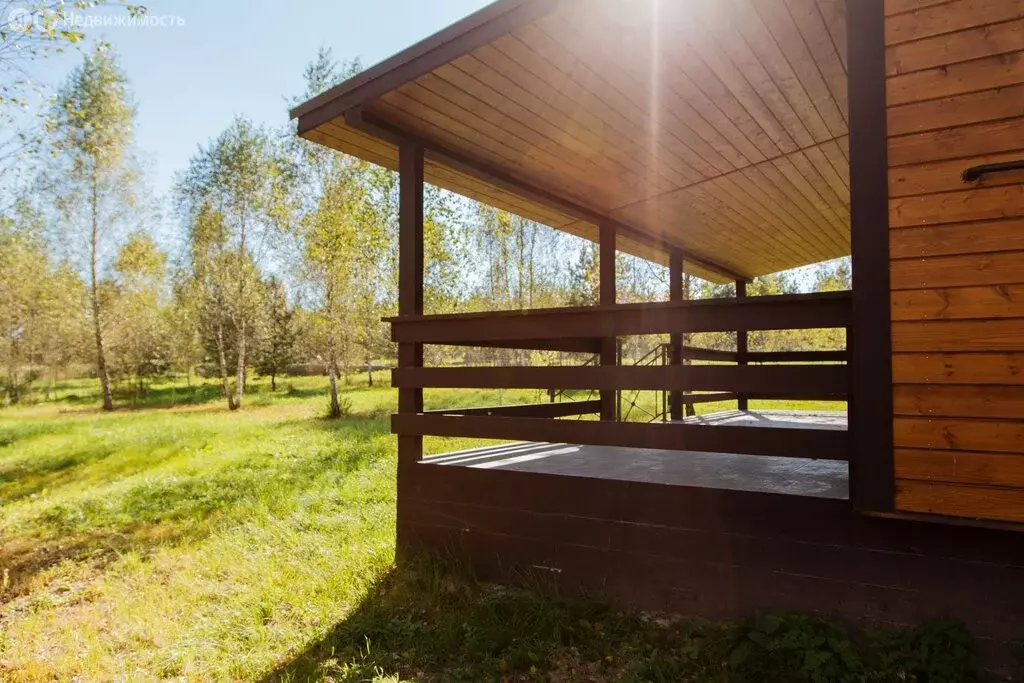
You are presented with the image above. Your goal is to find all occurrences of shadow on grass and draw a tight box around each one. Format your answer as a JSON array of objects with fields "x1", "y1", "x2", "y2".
[
  {"x1": 31, "y1": 379, "x2": 344, "y2": 412},
  {"x1": 0, "y1": 418, "x2": 85, "y2": 451},
  {"x1": 263, "y1": 557, "x2": 985, "y2": 683},
  {"x1": 38, "y1": 382, "x2": 225, "y2": 410},
  {"x1": 0, "y1": 442, "x2": 128, "y2": 506}
]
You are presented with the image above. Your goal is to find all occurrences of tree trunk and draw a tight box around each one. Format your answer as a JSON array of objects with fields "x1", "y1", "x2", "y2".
[
  {"x1": 6, "y1": 358, "x2": 17, "y2": 405},
  {"x1": 367, "y1": 361, "x2": 373, "y2": 388},
  {"x1": 270, "y1": 371, "x2": 277, "y2": 392},
  {"x1": 216, "y1": 315, "x2": 235, "y2": 410},
  {"x1": 233, "y1": 212, "x2": 248, "y2": 411},
  {"x1": 327, "y1": 345, "x2": 341, "y2": 419},
  {"x1": 234, "y1": 315, "x2": 245, "y2": 410},
  {"x1": 91, "y1": 180, "x2": 114, "y2": 411}
]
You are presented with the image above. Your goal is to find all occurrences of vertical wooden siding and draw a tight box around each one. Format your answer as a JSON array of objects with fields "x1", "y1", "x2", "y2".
[{"x1": 886, "y1": 0, "x2": 1024, "y2": 523}]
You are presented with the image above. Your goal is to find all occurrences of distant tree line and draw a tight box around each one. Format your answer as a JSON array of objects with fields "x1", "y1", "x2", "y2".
[{"x1": 0, "y1": 38, "x2": 851, "y2": 412}]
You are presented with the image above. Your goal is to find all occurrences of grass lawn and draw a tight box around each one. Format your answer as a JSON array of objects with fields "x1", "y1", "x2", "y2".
[{"x1": 0, "y1": 377, "x2": 980, "y2": 682}]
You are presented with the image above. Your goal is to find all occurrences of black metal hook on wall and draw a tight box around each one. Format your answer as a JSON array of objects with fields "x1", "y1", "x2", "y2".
[{"x1": 962, "y1": 160, "x2": 1024, "y2": 183}]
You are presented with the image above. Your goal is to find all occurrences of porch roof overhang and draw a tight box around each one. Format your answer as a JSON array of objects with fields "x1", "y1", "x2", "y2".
[{"x1": 291, "y1": 0, "x2": 851, "y2": 283}]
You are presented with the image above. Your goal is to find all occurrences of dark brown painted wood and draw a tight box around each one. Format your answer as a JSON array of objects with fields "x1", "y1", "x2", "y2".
[
  {"x1": 406, "y1": 464, "x2": 1024, "y2": 558},
  {"x1": 398, "y1": 140, "x2": 425, "y2": 437},
  {"x1": 746, "y1": 350, "x2": 848, "y2": 363},
  {"x1": 403, "y1": 497, "x2": 1024, "y2": 601},
  {"x1": 848, "y1": 0, "x2": 895, "y2": 512},
  {"x1": 437, "y1": 337, "x2": 602, "y2": 353},
  {"x1": 396, "y1": 464, "x2": 1024, "y2": 668},
  {"x1": 678, "y1": 392, "x2": 738, "y2": 405},
  {"x1": 389, "y1": 292, "x2": 852, "y2": 344},
  {"x1": 393, "y1": 364, "x2": 849, "y2": 398},
  {"x1": 670, "y1": 250, "x2": 684, "y2": 421},
  {"x1": 600, "y1": 222, "x2": 617, "y2": 421},
  {"x1": 393, "y1": 413, "x2": 850, "y2": 460},
  {"x1": 681, "y1": 346, "x2": 739, "y2": 362},
  {"x1": 425, "y1": 400, "x2": 601, "y2": 418},
  {"x1": 397, "y1": 141, "x2": 425, "y2": 559},
  {"x1": 736, "y1": 280, "x2": 750, "y2": 412}
]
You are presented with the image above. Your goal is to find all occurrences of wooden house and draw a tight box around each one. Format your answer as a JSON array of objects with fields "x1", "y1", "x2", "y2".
[{"x1": 292, "y1": 0, "x2": 1024, "y2": 661}]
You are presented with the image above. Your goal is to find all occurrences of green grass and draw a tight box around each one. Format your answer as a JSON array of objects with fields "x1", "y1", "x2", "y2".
[{"x1": 0, "y1": 376, "x2": 981, "y2": 681}]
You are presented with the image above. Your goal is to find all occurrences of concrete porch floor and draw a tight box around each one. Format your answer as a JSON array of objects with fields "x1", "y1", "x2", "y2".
[{"x1": 421, "y1": 410, "x2": 849, "y2": 500}]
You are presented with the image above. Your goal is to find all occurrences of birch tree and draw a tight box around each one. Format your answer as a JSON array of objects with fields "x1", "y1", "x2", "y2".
[
  {"x1": 49, "y1": 47, "x2": 138, "y2": 411},
  {"x1": 290, "y1": 50, "x2": 373, "y2": 416},
  {"x1": 176, "y1": 118, "x2": 292, "y2": 410}
]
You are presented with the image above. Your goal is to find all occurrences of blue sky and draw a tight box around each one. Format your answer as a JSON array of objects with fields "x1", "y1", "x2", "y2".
[{"x1": 25, "y1": 0, "x2": 491, "y2": 199}]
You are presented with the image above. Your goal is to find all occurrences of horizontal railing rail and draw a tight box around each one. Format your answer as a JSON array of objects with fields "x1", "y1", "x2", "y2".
[
  {"x1": 426, "y1": 400, "x2": 601, "y2": 418},
  {"x1": 393, "y1": 414, "x2": 849, "y2": 460},
  {"x1": 746, "y1": 350, "x2": 848, "y2": 363},
  {"x1": 679, "y1": 392, "x2": 738, "y2": 404},
  {"x1": 388, "y1": 291, "x2": 851, "y2": 345},
  {"x1": 681, "y1": 345, "x2": 738, "y2": 362},
  {"x1": 393, "y1": 365, "x2": 848, "y2": 400},
  {"x1": 442, "y1": 338, "x2": 602, "y2": 353}
]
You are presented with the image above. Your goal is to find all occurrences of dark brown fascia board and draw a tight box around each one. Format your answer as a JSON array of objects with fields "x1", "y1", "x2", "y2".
[
  {"x1": 343, "y1": 108, "x2": 747, "y2": 283},
  {"x1": 290, "y1": 0, "x2": 553, "y2": 133}
]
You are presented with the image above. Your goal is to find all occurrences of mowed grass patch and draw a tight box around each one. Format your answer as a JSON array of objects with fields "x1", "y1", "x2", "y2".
[{"x1": 0, "y1": 375, "x2": 496, "y2": 681}]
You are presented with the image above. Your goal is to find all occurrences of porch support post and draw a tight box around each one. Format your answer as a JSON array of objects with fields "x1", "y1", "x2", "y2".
[
  {"x1": 398, "y1": 141, "x2": 424, "y2": 460},
  {"x1": 669, "y1": 250, "x2": 684, "y2": 421},
  {"x1": 736, "y1": 279, "x2": 749, "y2": 412},
  {"x1": 599, "y1": 223, "x2": 617, "y2": 421},
  {"x1": 847, "y1": 0, "x2": 894, "y2": 511}
]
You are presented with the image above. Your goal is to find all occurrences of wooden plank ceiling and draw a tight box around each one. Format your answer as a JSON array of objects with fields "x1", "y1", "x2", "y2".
[{"x1": 296, "y1": 0, "x2": 851, "y2": 282}]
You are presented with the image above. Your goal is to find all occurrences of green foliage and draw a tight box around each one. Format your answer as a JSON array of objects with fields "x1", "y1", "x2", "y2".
[
  {"x1": 277, "y1": 559, "x2": 985, "y2": 683},
  {"x1": 324, "y1": 393, "x2": 353, "y2": 419},
  {"x1": 176, "y1": 116, "x2": 293, "y2": 409},
  {"x1": 254, "y1": 276, "x2": 298, "y2": 388},
  {"x1": 870, "y1": 618, "x2": 981, "y2": 683},
  {"x1": 727, "y1": 613, "x2": 866, "y2": 682},
  {"x1": 726, "y1": 614, "x2": 979, "y2": 683},
  {"x1": 0, "y1": 200, "x2": 91, "y2": 404},
  {"x1": 106, "y1": 231, "x2": 171, "y2": 386},
  {"x1": 49, "y1": 45, "x2": 136, "y2": 179}
]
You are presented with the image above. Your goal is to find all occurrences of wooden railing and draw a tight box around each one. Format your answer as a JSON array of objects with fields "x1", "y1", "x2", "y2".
[{"x1": 390, "y1": 291, "x2": 851, "y2": 461}]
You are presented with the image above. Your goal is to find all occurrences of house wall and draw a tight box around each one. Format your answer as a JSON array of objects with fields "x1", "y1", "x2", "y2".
[{"x1": 886, "y1": 0, "x2": 1024, "y2": 522}]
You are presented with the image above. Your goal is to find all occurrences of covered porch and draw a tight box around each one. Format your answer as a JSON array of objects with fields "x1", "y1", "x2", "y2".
[
  {"x1": 291, "y1": 0, "x2": 870, "y2": 497},
  {"x1": 290, "y1": 0, "x2": 1023, "y2": 663}
]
